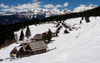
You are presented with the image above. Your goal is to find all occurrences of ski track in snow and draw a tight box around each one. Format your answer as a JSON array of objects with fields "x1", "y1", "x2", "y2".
[{"x1": 1, "y1": 16, "x2": 100, "y2": 63}]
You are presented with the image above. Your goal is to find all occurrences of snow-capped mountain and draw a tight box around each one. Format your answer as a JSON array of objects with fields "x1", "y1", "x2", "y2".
[
  {"x1": 72, "y1": 4, "x2": 97, "y2": 13},
  {"x1": 0, "y1": 8, "x2": 69, "y2": 25},
  {"x1": 0, "y1": 4, "x2": 98, "y2": 25},
  {"x1": 1, "y1": 8, "x2": 68, "y2": 18}
]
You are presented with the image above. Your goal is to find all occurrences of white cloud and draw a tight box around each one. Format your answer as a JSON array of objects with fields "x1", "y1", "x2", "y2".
[
  {"x1": 43, "y1": 4, "x2": 62, "y2": 9},
  {"x1": 2, "y1": 2, "x2": 42, "y2": 12},
  {"x1": 63, "y1": 2, "x2": 68, "y2": 7},
  {"x1": 2, "y1": 7, "x2": 16, "y2": 12},
  {"x1": 55, "y1": 4, "x2": 62, "y2": 8},
  {"x1": 1, "y1": 1, "x2": 69, "y2": 12},
  {"x1": 0, "y1": 3, "x2": 9, "y2": 8},
  {"x1": 43, "y1": 4, "x2": 54, "y2": 8},
  {"x1": 15, "y1": 2, "x2": 42, "y2": 10}
]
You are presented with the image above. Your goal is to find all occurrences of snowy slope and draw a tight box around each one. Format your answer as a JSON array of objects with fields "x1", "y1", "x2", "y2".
[{"x1": 1, "y1": 16, "x2": 100, "y2": 63}]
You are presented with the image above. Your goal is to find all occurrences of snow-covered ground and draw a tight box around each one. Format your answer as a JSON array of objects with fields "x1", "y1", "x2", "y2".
[{"x1": 1, "y1": 16, "x2": 100, "y2": 63}]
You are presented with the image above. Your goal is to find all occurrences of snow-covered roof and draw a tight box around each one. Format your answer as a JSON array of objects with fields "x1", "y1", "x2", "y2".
[
  {"x1": 15, "y1": 46, "x2": 23, "y2": 51},
  {"x1": 28, "y1": 41, "x2": 47, "y2": 51}
]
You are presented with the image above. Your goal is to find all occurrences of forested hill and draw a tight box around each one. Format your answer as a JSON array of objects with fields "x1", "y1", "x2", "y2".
[{"x1": 0, "y1": 6, "x2": 100, "y2": 48}]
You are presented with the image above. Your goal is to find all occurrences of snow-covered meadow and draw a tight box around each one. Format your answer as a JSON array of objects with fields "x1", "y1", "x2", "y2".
[{"x1": 1, "y1": 16, "x2": 100, "y2": 63}]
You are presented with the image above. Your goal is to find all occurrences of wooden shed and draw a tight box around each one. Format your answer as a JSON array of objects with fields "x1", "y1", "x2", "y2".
[
  {"x1": 10, "y1": 46, "x2": 25, "y2": 58},
  {"x1": 64, "y1": 29, "x2": 69, "y2": 34},
  {"x1": 43, "y1": 32, "x2": 57, "y2": 37},
  {"x1": 24, "y1": 41, "x2": 47, "y2": 55},
  {"x1": 52, "y1": 32, "x2": 57, "y2": 37},
  {"x1": 34, "y1": 34, "x2": 43, "y2": 41}
]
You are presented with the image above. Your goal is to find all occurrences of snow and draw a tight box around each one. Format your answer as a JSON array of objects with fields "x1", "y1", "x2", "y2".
[
  {"x1": 1, "y1": 16, "x2": 100, "y2": 63},
  {"x1": 72, "y1": 4, "x2": 97, "y2": 13}
]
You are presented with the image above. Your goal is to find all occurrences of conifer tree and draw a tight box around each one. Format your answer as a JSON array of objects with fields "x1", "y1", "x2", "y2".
[
  {"x1": 42, "y1": 29, "x2": 52, "y2": 44},
  {"x1": 85, "y1": 17, "x2": 90, "y2": 23},
  {"x1": 25, "y1": 25, "x2": 31, "y2": 39},
  {"x1": 47, "y1": 29, "x2": 52, "y2": 42},
  {"x1": 19, "y1": 30, "x2": 24, "y2": 41},
  {"x1": 80, "y1": 20, "x2": 82, "y2": 24}
]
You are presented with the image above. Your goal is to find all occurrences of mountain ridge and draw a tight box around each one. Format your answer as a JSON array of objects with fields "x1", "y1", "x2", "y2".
[{"x1": 0, "y1": 5, "x2": 98, "y2": 25}]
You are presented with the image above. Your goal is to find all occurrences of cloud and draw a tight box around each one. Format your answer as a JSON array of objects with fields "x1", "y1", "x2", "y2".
[
  {"x1": 43, "y1": 4, "x2": 54, "y2": 8},
  {"x1": 15, "y1": 2, "x2": 42, "y2": 10},
  {"x1": 2, "y1": 7, "x2": 16, "y2": 12},
  {"x1": 43, "y1": 4, "x2": 62, "y2": 9},
  {"x1": 63, "y1": 2, "x2": 68, "y2": 7},
  {"x1": 2, "y1": 2, "x2": 42, "y2": 12},
  {"x1": 55, "y1": 4, "x2": 62, "y2": 8},
  {"x1": 0, "y1": 3, "x2": 9, "y2": 8},
  {"x1": 1, "y1": 1, "x2": 68, "y2": 12}
]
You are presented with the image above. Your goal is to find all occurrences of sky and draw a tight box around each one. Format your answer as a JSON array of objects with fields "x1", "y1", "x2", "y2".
[{"x1": 0, "y1": 0, "x2": 99, "y2": 13}]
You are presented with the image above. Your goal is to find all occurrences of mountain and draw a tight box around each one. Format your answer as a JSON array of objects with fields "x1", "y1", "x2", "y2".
[
  {"x1": 72, "y1": 4, "x2": 97, "y2": 13},
  {"x1": 0, "y1": 9, "x2": 69, "y2": 25},
  {"x1": 0, "y1": 5, "x2": 98, "y2": 25}
]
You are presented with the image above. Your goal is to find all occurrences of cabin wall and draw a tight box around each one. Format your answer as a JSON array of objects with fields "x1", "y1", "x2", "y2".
[
  {"x1": 31, "y1": 49, "x2": 46, "y2": 55},
  {"x1": 17, "y1": 48, "x2": 25, "y2": 58}
]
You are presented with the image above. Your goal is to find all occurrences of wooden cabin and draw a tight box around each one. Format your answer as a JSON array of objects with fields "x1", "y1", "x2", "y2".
[
  {"x1": 62, "y1": 22, "x2": 71, "y2": 29},
  {"x1": 10, "y1": 46, "x2": 25, "y2": 58},
  {"x1": 43, "y1": 32, "x2": 57, "y2": 37},
  {"x1": 72, "y1": 24, "x2": 81, "y2": 30},
  {"x1": 34, "y1": 34, "x2": 43, "y2": 41},
  {"x1": 64, "y1": 30, "x2": 69, "y2": 34},
  {"x1": 52, "y1": 32, "x2": 57, "y2": 37},
  {"x1": 42, "y1": 32, "x2": 48, "y2": 36},
  {"x1": 24, "y1": 41, "x2": 47, "y2": 55}
]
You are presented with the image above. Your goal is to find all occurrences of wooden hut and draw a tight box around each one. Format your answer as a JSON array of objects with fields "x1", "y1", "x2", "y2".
[
  {"x1": 42, "y1": 32, "x2": 48, "y2": 36},
  {"x1": 62, "y1": 22, "x2": 71, "y2": 29},
  {"x1": 64, "y1": 30, "x2": 69, "y2": 34},
  {"x1": 10, "y1": 46, "x2": 25, "y2": 58},
  {"x1": 24, "y1": 41, "x2": 47, "y2": 55},
  {"x1": 34, "y1": 34, "x2": 43, "y2": 41},
  {"x1": 72, "y1": 23, "x2": 81, "y2": 30},
  {"x1": 43, "y1": 32, "x2": 57, "y2": 37},
  {"x1": 52, "y1": 32, "x2": 57, "y2": 37}
]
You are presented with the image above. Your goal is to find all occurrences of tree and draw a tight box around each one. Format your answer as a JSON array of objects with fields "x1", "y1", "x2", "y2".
[
  {"x1": 47, "y1": 29, "x2": 52, "y2": 42},
  {"x1": 25, "y1": 25, "x2": 31, "y2": 39},
  {"x1": 80, "y1": 20, "x2": 82, "y2": 24},
  {"x1": 42, "y1": 29, "x2": 52, "y2": 44},
  {"x1": 19, "y1": 30, "x2": 24, "y2": 41},
  {"x1": 42, "y1": 33, "x2": 48, "y2": 43},
  {"x1": 85, "y1": 17, "x2": 90, "y2": 23}
]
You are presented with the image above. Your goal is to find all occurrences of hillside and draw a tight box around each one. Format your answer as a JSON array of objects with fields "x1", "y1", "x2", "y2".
[{"x1": 0, "y1": 16, "x2": 100, "y2": 63}]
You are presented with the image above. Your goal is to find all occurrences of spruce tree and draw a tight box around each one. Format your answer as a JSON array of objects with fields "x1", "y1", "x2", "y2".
[
  {"x1": 19, "y1": 30, "x2": 24, "y2": 41},
  {"x1": 85, "y1": 17, "x2": 90, "y2": 23},
  {"x1": 47, "y1": 29, "x2": 52, "y2": 43},
  {"x1": 80, "y1": 20, "x2": 82, "y2": 24},
  {"x1": 42, "y1": 34, "x2": 48, "y2": 43},
  {"x1": 25, "y1": 25, "x2": 31, "y2": 39}
]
